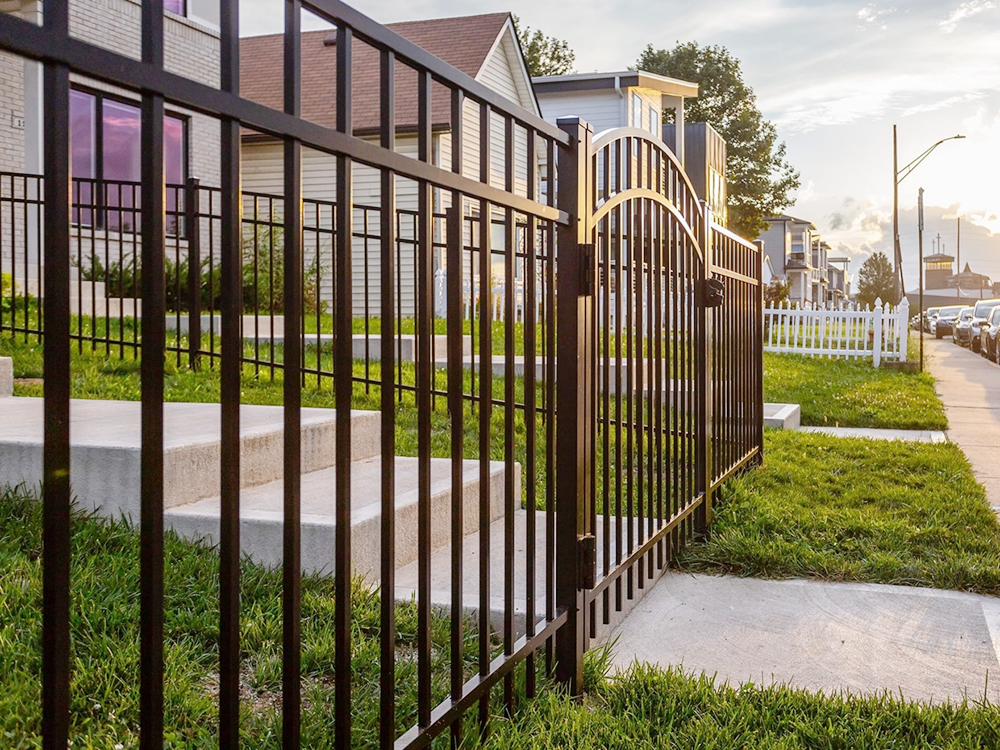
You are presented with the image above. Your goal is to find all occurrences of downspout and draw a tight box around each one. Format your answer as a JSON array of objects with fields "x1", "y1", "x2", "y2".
[{"x1": 615, "y1": 75, "x2": 625, "y2": 126}]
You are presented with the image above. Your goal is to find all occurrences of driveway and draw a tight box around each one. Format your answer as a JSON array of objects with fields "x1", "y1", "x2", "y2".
[{"x1": 924, "y1": 337, "x2": 1000, "y2": 511}]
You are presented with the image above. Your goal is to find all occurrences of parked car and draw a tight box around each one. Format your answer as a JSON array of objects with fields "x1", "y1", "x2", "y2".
[
  {"x1": 980, "y1": 306, "x2": 1000, "y2": 361},
  {"x1": 970, "y1": 299, "x2": 1000, "y2": 353},
  {"x1": 924, "y1": 307, "x2": 942, "y2": 333},
  {"x1": 952, "y1": 307, "x2": 976, "y2": 346},
  {"x1": 934, "y1": 305, "x2": 964, "y2": 338}
]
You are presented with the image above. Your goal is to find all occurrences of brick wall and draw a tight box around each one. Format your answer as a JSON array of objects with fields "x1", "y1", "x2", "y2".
[{"x1": 0, "y1": 0, "x2": 221, "y2": 186}]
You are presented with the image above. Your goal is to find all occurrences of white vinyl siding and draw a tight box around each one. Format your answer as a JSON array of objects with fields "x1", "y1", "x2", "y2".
[{"x1": 237, "y1": 20, "x2": 538, "y2": 317}]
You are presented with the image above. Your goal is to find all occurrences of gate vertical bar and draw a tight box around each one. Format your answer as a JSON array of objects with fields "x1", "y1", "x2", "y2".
[
  {"x1": 502, "y1": 114, "x2": 516, "y2": 712},
  {"x1": 415, "y1": 67, "x2": 434, "y2": 730},
  {"x1": 379, "y1": 47, "x2": 398, "y2": 750},
  {"x1": 218, "y1": 0, "x2": 242, "y2": 740},
  {"x1": 139, "y1": 0, "x2": 166, "y2": 744},
  {"x1": 41, "y1": 2, "x2": 72, "y2": 742},
  {"x1": 334, "y1": 24, "x2": 354, "y2": 749},
  {"x1": 447, "y1": 87, "x2": 465, "y2": 750},
  {"x1": 476, "y1": 101, "x2": 492, "y2": 729},
  {"x1": 554, "y1": 116, "x2": 593, "y2": 693},
  {"x1": 282, "y1": 0, "x2": 303, "y2": 744}
]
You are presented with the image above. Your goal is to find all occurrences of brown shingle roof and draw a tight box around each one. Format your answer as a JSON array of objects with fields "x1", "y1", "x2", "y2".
[{"x1": 240, "y1": 13, "x2": 511, "y2": 136}]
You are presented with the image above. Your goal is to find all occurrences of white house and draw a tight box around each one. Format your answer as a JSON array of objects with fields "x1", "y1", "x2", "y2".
[{"x1": 532, "y1": 71, "x2": 729, "y2": 225}]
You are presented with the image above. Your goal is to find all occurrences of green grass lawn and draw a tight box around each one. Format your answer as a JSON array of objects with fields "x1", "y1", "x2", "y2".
[
  {"x1": 0, "y1": 484, "x2": 500, "y2": 747},
  {"x1": 482, "y1": 662, "x2": 1000, "y2": 749},
  {"x1": 677, "y1": 429, "x2": 1000, "y2": 594},
  {"x1": 764, "y1": 352, "x2": 947, "y2": 430}
]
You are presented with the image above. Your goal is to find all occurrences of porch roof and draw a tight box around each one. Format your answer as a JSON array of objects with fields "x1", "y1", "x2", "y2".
[{"x1": 531, "y1": 70, "x2": 698, "y2": 99}]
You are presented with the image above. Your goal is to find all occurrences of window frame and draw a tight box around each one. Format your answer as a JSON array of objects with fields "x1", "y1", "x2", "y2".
[{"x1": 70, "y1": 84, "x2": 189, "y2": 233}]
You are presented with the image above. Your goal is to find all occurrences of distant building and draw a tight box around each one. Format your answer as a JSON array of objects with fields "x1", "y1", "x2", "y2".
[
  {"x1": 662, "y1": 122, "x2": 727, "y2": 224},
  {"x1": 757, "y1": 215, "x2": 826, "y2": 306},
  {"x1": 922, "y1": 253, "x2": 954, "y2": 291},
  {"x1": 949, "y1": 262, "x2": 993, "y2": 294},
  {"x1": 908, "y1": 254, "x2": 995, "y2": 310},
  {"x1": 532, "y1": 70, "x2": 730, "y2": 224}
]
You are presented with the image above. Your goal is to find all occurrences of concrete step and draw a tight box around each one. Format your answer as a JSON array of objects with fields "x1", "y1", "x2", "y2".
[
  {"x1": 165, "y1": 455, "x2": 512, "y2": 580},
  {"x1": 0, "y1": 397, "x2": 380, "y2": 520},
  {"x1": 395, "y1": 509, "x2": 665, "y2": 646}
]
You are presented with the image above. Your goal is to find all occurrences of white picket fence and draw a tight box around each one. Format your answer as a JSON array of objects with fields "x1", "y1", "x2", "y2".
[{"x1": 763, "y1": 297, "x2": 909, "y2": 367}]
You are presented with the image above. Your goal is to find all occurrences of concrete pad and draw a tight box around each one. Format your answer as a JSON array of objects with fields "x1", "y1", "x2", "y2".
[
  {"x1": 764, "y1": 403, "x2": 800, "y2": 430},
  {"x1": 166, "y1": 456, "x2": 513, "y2": 581},
  {"x1": 0, "y1": 356, "x2": 11, "y2": 397},
  {"x1": 609, "y1": 572, "x2": 1000, "y2": 705},
  {"x1": 396, "y1": 510, "x2": 666, "y2": 644},
  {"x1": 799, "y1": 426, "x2": 947, "y2": 442},
  {"x1": 0, "y1": 397, "x2": 380, "y2": 519}
]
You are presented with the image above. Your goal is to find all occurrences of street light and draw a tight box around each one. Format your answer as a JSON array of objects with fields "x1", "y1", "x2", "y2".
[{"x1": 892, "y1": 127, "x2": 965, "y2": 298}]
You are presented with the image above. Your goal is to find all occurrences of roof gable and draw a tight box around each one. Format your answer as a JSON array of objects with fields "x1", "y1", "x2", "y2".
[{"x1": 240, "y1": 13, "x2": 514, "y2": 135}]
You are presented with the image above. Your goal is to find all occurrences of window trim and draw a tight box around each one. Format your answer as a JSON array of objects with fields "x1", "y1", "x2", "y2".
[{"x1": 70, "y1": 84, "x2": 189, "y2": 233}]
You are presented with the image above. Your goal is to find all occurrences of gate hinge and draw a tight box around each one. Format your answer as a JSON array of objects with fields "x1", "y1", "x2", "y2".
[
  {"x1": 578, "y1": 533, "x2": 597, "y2": 589},
  {"x1": 580, "y1": 243, "x2": 595, "y2": 296}
]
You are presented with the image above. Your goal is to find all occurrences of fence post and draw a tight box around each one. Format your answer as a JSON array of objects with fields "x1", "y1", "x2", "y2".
[
  {"x1": 695, "y1": 202, "x2": 713, "y2": 539},
  {"x1": 872, "y1": 297, "x2": 883, "y2": 368},
  {"x1": 185, "y1": 177, "x2": 201, "y2": 370},
  {"x1": 554, "y1": 116, "x2": 593, "y2": 695},
  {"x1": 898, "y1": 297, "x2": 909, "y2": 362}
]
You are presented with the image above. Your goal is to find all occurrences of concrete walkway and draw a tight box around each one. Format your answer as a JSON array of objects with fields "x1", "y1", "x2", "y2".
[
  {"x1": 924, "y1": 338, "x2": 1000, "y2": 511},
  {"x1": 609, "y1": 572, "x2": 1000, "y2": 705},
  {"x1": 607, "y1": 348, "x2": 1000, "y2": 705}
]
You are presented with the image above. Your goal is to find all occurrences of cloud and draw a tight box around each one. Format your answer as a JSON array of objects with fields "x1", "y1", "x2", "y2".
[
  {"x1": 857, "y1": 3, "x2": 898, "y2": 31},
  {"x1": 899, "y1": 92, "x2": 987, "y2": 116},
  {"x1": 940, "y1": 1, "x2": 997, "y2": 33}
]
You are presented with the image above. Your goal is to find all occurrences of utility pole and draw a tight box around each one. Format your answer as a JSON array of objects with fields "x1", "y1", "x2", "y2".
[
  {"x1": 893, "y1": 126, "x2": 904, "y2": 298},
  {"x1": 919, "y1": 188, "x2": 925, "y2": 372},
  {"x1": 956, "y1": 216, "x2": 961, "y2": 299}
]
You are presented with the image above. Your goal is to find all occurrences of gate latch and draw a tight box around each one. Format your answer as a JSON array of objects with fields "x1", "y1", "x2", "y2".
[
  {"x1": 578, "y1": 534, "x2": 597, "y2": 589},
  {"x1": 699, "y1": 277, "x2": 725, "y2": 308}
]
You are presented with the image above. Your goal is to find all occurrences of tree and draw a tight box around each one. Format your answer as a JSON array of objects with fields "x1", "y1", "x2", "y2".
[
  {"x1": 855, "y1": 251, "x2": 898, "y2": 308},
  {"x1": 764, "y1": 278, "x2": 790, "y2": 307},
  {"x1": 512, "y1": 15, "x2": 575, "y2": 77},
  {"x1": 636, "y1": 43, "x2": 800, "y2": 240}
]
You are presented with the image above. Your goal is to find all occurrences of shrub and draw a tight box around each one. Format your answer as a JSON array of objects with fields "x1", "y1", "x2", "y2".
[{"x1": 73, "y1": 227, "x2": 326, "y2": 315}]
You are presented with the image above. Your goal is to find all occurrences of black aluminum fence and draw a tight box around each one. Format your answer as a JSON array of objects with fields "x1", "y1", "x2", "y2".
[
  {"x1": 1, "y1": 173, "x2": 550, "y2": 407},
  {"x1": 0, "y1": 1, "x2": 761, "y2": 747}
]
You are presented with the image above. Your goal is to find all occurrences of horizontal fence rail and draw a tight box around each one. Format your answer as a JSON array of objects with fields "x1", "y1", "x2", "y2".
[{"x1": 0, "y1": 2, "x2": 763, "y2": 746}]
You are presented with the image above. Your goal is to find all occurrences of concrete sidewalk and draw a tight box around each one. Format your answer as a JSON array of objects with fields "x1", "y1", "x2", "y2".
[
  {"x1": 609, "y1": 572, "x2": 1000, "y2": 705},
  {"x1": 924, "y1": 338, "x2": 1000, "y2": 511}
]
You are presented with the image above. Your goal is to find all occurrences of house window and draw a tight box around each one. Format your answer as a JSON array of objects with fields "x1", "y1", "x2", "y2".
[
  {"x1": 649, "y1": 105, "x2": 660, "y2": 137},
  {"x1": 632, "y1": 94, "x2": 643, "y2": 129},
  {"x1": 70, "y1": 88, "x2": 187, "y2": 233},
  {"x1": 164, "y1": 0, "x2": 185, "y2": 14}
]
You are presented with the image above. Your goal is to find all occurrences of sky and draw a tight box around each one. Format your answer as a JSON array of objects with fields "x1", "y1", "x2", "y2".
[{"x1": 239, "y1": 0, "x2": 1000, "y2": 291}]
